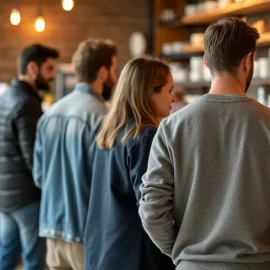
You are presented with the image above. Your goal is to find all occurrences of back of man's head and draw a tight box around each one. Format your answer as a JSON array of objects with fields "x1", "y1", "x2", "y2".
[
  {"x1": 72, "y1": 38, "x2": 117, "y2": 83},
  {"x1": 18, "y1": 44, "x2": 59, "y2": 75},
  {"x1": 204, "y1": 17, "x2": 260, "y2": 74}
]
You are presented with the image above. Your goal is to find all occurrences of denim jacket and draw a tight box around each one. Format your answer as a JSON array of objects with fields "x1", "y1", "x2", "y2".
[
  {"x1": 84, "y1": 126, "x2": 175, "y2": 269},
  {"x1": 33, "y1": 83, "x2": 107, "y2": 244}
]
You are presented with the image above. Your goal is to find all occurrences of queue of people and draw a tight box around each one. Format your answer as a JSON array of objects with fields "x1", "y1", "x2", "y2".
[{"x1": 0, "y1": 17, "x2": 270, "y2": 270}]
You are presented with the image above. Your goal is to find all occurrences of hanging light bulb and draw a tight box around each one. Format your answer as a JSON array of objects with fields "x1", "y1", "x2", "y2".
[
  {"x1": 10, "y1": 9, "x2": 21, "y2": 25},
  {"x1": 35, "y1": 16, "x2": 45, "y2": 32},
  {"x1": 62, "y1": 0, "x2": 74, "y2": 11}
]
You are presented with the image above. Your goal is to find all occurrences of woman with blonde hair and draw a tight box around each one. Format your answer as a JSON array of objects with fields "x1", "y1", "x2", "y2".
[{"x1": 84, "y1": 56, "x2": 175, "y2": 270}]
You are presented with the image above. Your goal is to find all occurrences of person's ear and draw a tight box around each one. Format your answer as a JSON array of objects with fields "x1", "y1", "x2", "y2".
[
  {"x1": 203, "y1": 54, "x2": 209, "y2": 68},
  {"x1": 97, "y1": 66, "x2": 108, "y2": 82},
  {"x1": 27, "y1": 61, "x2": 38, "y2": 78},
  {"x1": 244, "y1": 52, "x2": 253, "y2": 71}
]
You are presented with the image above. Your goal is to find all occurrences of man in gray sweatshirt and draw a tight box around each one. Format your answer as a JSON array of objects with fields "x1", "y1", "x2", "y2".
[{"x1": 139, "y1": 17, "x2": 270, "y2": 270}]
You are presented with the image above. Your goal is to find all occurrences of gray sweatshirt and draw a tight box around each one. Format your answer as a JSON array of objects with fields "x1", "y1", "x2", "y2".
[{"x1": 139, "y1": 94, "x2": 270, "y2": 270}]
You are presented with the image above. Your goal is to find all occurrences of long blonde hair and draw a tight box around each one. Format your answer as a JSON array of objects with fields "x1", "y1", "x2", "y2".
[{"x1": 97, "y1": 56, "x2": 170, "y2": 149}]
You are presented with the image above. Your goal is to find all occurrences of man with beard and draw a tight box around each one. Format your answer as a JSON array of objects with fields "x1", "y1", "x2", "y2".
[
  {"x1": 0, "y1": 44, "x2": 59, "y2": 269},
  {"x1": 33, "y1": 38, "x2": 117, "y2": 270},
  {"x1": 139, "y1": 17, "x2": 270, "y2": 270}
]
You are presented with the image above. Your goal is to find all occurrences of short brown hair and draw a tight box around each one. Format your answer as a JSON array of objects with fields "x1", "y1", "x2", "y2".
[
  {"x1": 204, "y1": 17, "x2": 260, "y2": 73},
  {"x1": 72, "y1": 38, "x2": 117, "y2": 83}
]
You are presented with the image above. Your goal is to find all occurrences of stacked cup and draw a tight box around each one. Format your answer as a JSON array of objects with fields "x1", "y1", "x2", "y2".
[{"x1": 190, "y1": 56, "x2": 204, "y2": 82}]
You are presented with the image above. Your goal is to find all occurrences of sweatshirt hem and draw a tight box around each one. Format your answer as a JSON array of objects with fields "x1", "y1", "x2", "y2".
[{"x1": 176, "y1": 260, "x2": 270, "y2": 270}]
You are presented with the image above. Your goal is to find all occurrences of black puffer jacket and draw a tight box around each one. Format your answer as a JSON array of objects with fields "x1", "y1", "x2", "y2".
[{"x1": 0, "y1": 79, "x2": 42, "y2": 212}]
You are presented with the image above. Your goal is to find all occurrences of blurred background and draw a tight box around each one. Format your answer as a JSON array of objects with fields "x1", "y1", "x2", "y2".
[{"x1": 1, "y1": 0, "x2": 270, "y2": 110}]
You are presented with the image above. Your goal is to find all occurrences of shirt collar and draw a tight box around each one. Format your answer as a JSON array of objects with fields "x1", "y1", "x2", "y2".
[{"x1": 74, "y1": 83, "x2": 105, "y2": 103}]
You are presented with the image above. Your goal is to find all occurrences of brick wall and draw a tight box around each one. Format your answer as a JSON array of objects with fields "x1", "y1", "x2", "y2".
[{"x1": 0, "y1": 0, "x2": 150, "y2": 82}]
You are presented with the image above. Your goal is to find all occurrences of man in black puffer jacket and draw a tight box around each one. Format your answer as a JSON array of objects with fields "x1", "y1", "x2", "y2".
[{"x1": 0, "y1": 44, "x2": 59, "y2": 270}]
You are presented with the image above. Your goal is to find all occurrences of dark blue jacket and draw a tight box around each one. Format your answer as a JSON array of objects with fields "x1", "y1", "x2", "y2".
[{"x1": 84, "y1": 126, "x2": 174, "y2": 270}]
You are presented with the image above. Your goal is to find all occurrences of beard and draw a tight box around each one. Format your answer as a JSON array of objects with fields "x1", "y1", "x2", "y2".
[
  {"x1": 245, "y1": 59, "x2": 254, "y2": 93},
  {"x1": 35, "y1": 72, "x2": 51, "y2": 92},
  {"x1": 102, "y1": 73, "x2": 115, "y2": 101}
]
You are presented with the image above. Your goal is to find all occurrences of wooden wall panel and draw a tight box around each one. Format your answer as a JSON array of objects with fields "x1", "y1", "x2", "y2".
[{"x1": 0, "y1": 0, "x2": 149, "y2": 82}]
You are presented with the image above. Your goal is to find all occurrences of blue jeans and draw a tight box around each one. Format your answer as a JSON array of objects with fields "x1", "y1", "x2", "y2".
[{"x1": 0, "y1": 202, "x2": 45, "y2": 270}]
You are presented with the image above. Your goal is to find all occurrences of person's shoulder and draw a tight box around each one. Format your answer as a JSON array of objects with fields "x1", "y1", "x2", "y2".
[
  {"x1": 87, "y1": 94, "x2": 108, "y2": 115},
  {"x1": 247, "y1": 98, "x2": 270, "y2": 111},
  {"x1": 3, "y1": 90, "x2": 39, "y2": 117},
  {"x1": 164, "y1": 98, "x2": 201, "y2": 125},
  {"x1": 60, "y1": 91, "x2": 107, "y2": 115},
  {"x1": 245, "y1": 98, "x2": 270, "y2": 121},
  {"x1": 1, "y1": 86, "x2": 24, "y2": 104},
  {"x1": 124, "y1": 125, "x2": 157, "y2": 151}
]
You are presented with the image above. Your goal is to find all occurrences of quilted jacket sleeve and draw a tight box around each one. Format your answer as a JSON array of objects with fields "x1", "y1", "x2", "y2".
[{"x1": 14, "y1": 98, "x2": 42, "y2": 173}]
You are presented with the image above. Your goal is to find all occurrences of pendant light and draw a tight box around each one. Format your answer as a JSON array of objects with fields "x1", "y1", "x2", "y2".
[
  {"x1": 35, "y1": 1, "x2": 45, "y2": 33},
  {"x1": 10, "y1": 1, "x2": 21, "y2": 26},
  {"x1": 10, "y1": 8, "x2": 21, "y2": 25},
  {"x1": 62, "y1": 0, "x2": 74, "y2": 11},
  {"x1": 35, "y1": 15, "x2": 45, "y2": 32}
]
